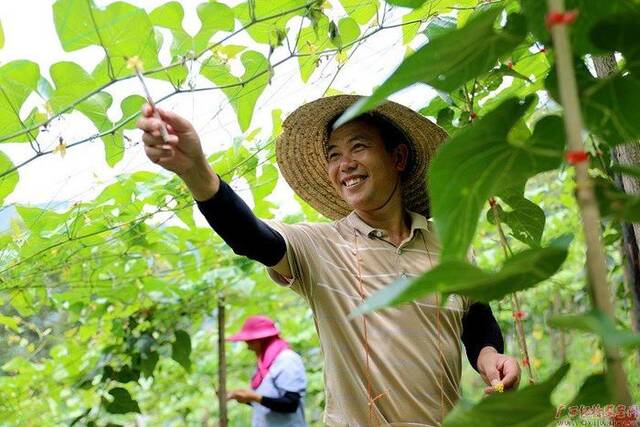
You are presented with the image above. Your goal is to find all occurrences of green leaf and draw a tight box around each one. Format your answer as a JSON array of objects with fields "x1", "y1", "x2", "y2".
[
  {"x1": 104, "y1": 387, "x2": 140, "y2": 414},
  {"x1": 569, "y1": 374, "x2": 611, "y2": 407},
  {"x1": 352, "y1": 238, "x2": 570, "y2": 316},
  {"x1": 0, "y1": 151, "x2": 18, "y2": 205},
  {"x1": 0, "y1": 20, "x2": 4, "y2": 49},
  {"x1": 0, "y1": 61, "x2": 41, "y2": 141},
  {"x1": 336, "y1": 8, "x2": 526, "y2": 126},
  {"x1": 193, "y1": 2, "x2": 235, "y2": 53},
  {"x1": 233, "y1": 0, "x2": 306, "y2": 44},
  {"x1": 386, "y1": 0, "x2": 427, "y2": 8},
  {"x1": 140, "y1": 351, "x2": 159, "y2": 378},
  {"x1": 548, "y1": 62, "x2": 640, "y2": 146},
  {"x1": 171, "y1": 329, "x2": 191, "y2": 372},
  {"x1": 550, "y1": 310, "x2": 640, "y2": 350},
  {"x1": 53, "y1": 0, "x2": 162, "y2": 82},
  {"x1": 594, "y1": 178, "x2": 640, "y2": 222},
  {"x1": 295, "y1": 16, "x2": 332, "y2": 82},
  {"x1": 520, "y1": 0, "x2": 640, "y2": 57},
  {"x1": 401, "y1": 0, "x2": 477, "y2": 45},
  {"x1": 442, "y1": 365, "x2": 570, "y2": 427},
  {"x1": 201, "y1": 50, "x2": 270, "y2": 131},
  {"x1": 488, "y1": 183, "x2": 545, "y2": 247},
  {"x1": 430, "y1": 97, "x2": 564, "y2": 260},
  {"x1": 149, "y1": 2, "x2": 192, "y2": 57},
  {"x1": 339, "y1": 0, "x2": 378, "y2": 25}
]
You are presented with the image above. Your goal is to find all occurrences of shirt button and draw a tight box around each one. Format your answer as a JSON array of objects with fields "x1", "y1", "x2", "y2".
[
  {"x1": 375, "y1": 230, "x2": 383, "y2": 238},
  {"x1": 397, "y1": 248, "x2": 403, "y2": 255}
]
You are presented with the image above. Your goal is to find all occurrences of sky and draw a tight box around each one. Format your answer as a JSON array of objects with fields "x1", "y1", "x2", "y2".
[{"x1": 0, "y1": 0, "x2": 436, "y2": 225}]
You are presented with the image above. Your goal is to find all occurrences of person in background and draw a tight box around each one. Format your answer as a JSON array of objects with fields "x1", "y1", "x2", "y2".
[{"x1": 226, "y1": 315, "x2": 307, "y2": 427}]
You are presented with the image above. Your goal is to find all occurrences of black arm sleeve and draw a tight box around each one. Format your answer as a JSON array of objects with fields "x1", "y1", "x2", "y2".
[
  {"x1": 195, "y1": 177, "x2": 286, "y2": 267},
  {"x1": 260, "y1": 391, "x2": 301, "y2": 413},
  {"x1": 461, "y1": 302, "x2": 504, "y2": 371}
]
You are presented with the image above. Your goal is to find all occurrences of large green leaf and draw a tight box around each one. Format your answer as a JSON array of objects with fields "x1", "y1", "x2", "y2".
[
  {"x1": 442, "y1": 364, "x2": 570, "y2": 427},
  {"x1": 352, "y1": 238, "x2": 570, "y2": 316},
  {"x1": 336, "y1": 7, "x2": 526, "y2": 126},
  {"x1": 171, "y1": 329, "x2": 192, "y2": 372},
  {"x1": 0, "y1": 61, "x2": 42, "y2": 142},
  {"x1": 550, "y1": 310, "x2": 640, "y2": 350},
  {"x1": 0, "y1": 151, "x2": 18, "y2": 205},
  {"x1": 520, "y1": 0, "x2": 640, "y2": 57},
  {"x1": 104, "y1": 387, "x2": 140, "y2": 414},
  {"x1": 430, "y1": 97, "x2": 564, "y2": 260},
  {"x1": 200, "y1": 50, "x2": 270, "y2": 131},
  {"x1": 401, "y1": 0, "x2": 477, "y2": 45},
  {"x1": 53, "y1": 0, "x2": 161, "y2": 82}
]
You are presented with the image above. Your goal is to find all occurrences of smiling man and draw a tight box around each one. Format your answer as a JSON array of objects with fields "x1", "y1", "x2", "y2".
[{"x1": 137, "y1": 95, "x2": 520, "y2": 426}]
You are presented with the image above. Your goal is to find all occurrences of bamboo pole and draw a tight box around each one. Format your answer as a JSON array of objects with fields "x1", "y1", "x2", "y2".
[{"x1": 547, "y1": 0, "x2": 632, "y2": 404}]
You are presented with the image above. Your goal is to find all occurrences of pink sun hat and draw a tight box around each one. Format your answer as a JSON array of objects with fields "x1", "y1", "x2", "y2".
[{"x1": 227, "y1": 315, "x2": 281, "y2": 342}]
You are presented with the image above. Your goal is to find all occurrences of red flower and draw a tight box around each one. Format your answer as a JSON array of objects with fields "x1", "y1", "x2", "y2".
[
  {"x1": 470, "y1": 112, "x2": 477, "y2": 120},
  {"x1": 565, "y1": 150, "x2": 589, "y2": 165},
  {"x1": 522, "y1": 357, "x2": 530, "y2": 366},
  {"x1": 545, "y1": 10, "x2": 579, "y2": 29}
]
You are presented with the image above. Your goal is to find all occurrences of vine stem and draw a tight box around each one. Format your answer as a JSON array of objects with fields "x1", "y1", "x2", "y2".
[
  {"x1": 490, "y1": 200, "x2": 536, "y2": 384},
  {"x1": 547, "y1": 0, "x2": 632, "y2": 404}
]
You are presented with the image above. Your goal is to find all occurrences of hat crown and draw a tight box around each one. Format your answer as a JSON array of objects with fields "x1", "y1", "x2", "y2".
[{"x1": 228, "y1": 315, "x2": 280, "y2": 341}]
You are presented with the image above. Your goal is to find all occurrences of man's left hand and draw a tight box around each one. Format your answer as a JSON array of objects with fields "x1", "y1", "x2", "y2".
[
  {"x1": 227, "y1": 389, "x2": 262, "y2": 404},
  {"x1": 476, "y1": 346, "x2": 520, "y2": 395}
]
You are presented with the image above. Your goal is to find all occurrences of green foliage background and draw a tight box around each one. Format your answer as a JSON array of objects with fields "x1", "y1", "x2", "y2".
[{"x1": 0, "y1": 0, "x2": 639, "y2": 425}]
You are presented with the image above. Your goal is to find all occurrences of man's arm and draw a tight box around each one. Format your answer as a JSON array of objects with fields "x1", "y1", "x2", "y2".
[
  {"x1": 195, "y1": 177, "x2": 291, "y2": 275},
  {"x1": 460, "y1": 302, "x2": 504, "y2": 371},
  {"x1": 136, "y1": 104, "x2": 292, "y2": 279}
]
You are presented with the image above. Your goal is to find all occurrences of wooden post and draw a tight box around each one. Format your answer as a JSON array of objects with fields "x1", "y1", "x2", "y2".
[
  {"x1": 592, "y1": 54, "x2": 640, "y2": 353},
  {"x1": 218, "y1": 296, "x2": 228, "y2": 427}
]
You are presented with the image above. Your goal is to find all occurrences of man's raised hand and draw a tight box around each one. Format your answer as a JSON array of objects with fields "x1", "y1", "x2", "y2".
[{"x1": 136, "y1": 104, "x2": 219, "y2": 201}]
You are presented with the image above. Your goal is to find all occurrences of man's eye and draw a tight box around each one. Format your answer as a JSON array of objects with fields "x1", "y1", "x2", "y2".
[
  {"x1": 353, "y1": 143, "x2": 365, "y2": 150},
  {"x1": 328, "y1": 152, "x2": 339, "y2": 160}
]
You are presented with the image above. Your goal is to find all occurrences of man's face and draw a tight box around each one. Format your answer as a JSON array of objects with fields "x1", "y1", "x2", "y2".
[{"x1": 326, "y1": 118, "x2": 407, "y2": 213}]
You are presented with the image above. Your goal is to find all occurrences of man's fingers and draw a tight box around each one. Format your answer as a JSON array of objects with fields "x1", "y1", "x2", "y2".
[
  {"x1": 144, "y1": 145, "x2": 175, "y2": 163},
  {"x1": 500, "y1": 359, "x2": 520, "y2": 390},
  {"x1": 142, "y1": 132, "x2": 178, "y2": 147},
  {"x1": 157, "y1": 108, "x2": 193, "y2": 133}
]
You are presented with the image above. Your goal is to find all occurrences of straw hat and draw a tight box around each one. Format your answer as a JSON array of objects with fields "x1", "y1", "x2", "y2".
[{"x1": 276, "y1": 95, "x2": 448, "y2": 220}]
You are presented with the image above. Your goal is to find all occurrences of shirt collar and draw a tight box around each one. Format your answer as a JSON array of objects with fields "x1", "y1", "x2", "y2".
[{"x1": 346, "y1": 210, "x2": 430, "y2": 239}]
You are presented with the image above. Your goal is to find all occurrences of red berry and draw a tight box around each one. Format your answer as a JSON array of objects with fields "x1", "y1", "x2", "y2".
[{"x1": 470, "y1": 112, "x2": 477, "y2": 120}]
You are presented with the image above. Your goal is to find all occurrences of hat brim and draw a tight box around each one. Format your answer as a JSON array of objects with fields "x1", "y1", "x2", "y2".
[
  {"x1": 226, "y1": 330, "x2": 279, "y2": 342},
  {"x1": 276, "y1": 95, "x2": 447, "y2": 220}
]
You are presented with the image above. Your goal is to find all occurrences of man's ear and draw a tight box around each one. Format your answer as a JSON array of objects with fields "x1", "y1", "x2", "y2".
[{"x1": 395, "y1": 144, "x2": 409, "y2": 172}]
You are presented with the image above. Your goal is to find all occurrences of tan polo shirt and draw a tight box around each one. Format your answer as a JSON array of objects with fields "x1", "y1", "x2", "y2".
[{"x1": 267, "y1": 211, "x2": 469, "y2": 427}]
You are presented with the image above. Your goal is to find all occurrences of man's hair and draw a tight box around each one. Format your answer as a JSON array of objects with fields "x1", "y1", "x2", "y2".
[{"x1": 326, "y1": 112, "x2": 413, "y2": 180}]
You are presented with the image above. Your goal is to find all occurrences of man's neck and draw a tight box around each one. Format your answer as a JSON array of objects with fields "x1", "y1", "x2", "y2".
[{"x1": 355, "y1": 202, "x2": 411, "y2": 247}]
